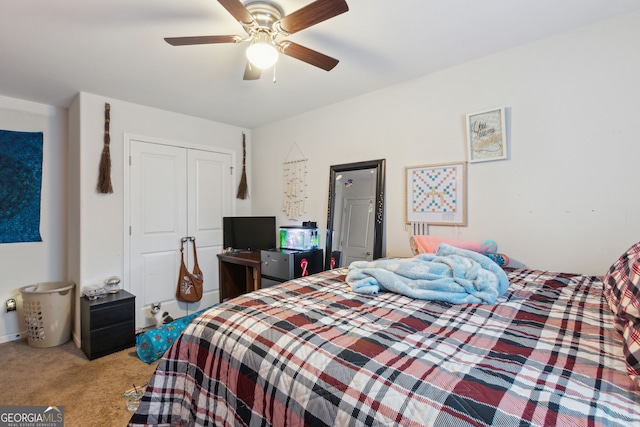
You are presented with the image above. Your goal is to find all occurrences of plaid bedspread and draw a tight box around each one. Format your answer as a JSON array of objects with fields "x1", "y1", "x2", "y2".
[{"x1": 129, "y1": 268, "x2": 640, "y2": 427}]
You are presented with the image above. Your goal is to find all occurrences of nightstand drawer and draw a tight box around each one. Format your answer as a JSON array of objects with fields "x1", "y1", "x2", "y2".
[
  {"x1": 89, "y1": 321, "x2": 135, "y2": 355},
  {"x1": 91, "y1": 300, "x2": 135, "y2": 329}
]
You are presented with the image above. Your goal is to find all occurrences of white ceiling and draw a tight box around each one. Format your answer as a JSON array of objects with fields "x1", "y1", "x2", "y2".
[{"x1": 2, "y1": 0, "x2": 640, "y2": 129}]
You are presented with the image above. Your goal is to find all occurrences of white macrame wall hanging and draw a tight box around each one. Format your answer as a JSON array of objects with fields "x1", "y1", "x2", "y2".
[{"x1": 282, "y1": 143, "x2": 308, "y2": 220}]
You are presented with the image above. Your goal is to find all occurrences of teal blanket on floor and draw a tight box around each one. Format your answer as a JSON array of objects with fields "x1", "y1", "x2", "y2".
[
  {"x1": 346, "y1": 243, "x2": 509, "y2": 304},
  {"x1": 136, "y1": 308, "x2": 210, "y2": 363}
]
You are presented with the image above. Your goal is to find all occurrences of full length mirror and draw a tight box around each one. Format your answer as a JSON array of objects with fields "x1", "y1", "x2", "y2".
[{"x1": 325, "y1": 159, "x2": 385, "y2": 269}]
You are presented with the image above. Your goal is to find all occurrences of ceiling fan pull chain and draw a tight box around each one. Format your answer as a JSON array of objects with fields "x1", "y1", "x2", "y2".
[{"x1": 273, "y1": 63, "x2": 277, "y2": 83}]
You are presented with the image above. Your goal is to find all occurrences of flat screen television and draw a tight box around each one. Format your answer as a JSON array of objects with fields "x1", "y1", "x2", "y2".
[{"x1": 223, "y1": 216, "x2": 277, "y2": 251}]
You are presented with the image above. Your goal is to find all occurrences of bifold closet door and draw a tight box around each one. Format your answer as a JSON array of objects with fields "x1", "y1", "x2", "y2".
[
  {"x1": 186, "y1": 148, "x2": 231, "y2": 312},
  {"x1": 129, "y1": 140, "x2": 231, "y2": 328}
]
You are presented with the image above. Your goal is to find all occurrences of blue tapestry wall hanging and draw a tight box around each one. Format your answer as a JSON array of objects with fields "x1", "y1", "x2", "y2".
[{"x1": 0, "y1": 129, "x2": 43, "y2": 243}]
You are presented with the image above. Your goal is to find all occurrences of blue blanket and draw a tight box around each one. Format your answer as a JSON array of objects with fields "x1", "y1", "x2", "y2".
[
  {"x1": 136, "y1": 308, "x2": 210, "y2": 363},
  {"x1": 346, "y1": 243, "x2": 509, "y2": 304}
]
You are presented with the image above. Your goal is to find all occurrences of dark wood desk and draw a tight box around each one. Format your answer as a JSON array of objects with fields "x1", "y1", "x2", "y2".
[{"x1": 217, "y1": 251, "x2": 261, "y2": 302}]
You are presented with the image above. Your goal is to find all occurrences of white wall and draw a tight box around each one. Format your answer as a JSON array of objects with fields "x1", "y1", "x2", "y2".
[
  {"x1": 251, "y1": 10, "x2": 640, "y2": 276},
  {"x1": 2, "y1": 10, "x2": 639, "y2": 344},
  {"x1": 0, "y1": 92, "x2": 250, "y2": 344},
  {"x1": 67, "y1": 92, "x2": 250, "y2": 344},
  {"x1": 0, "y1": 95, "x2": 68, "y2": 343}
]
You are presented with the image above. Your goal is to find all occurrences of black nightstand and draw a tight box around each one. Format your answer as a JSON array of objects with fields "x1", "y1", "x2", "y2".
[{"x1": 81, "y1": 290, "x2": 135, "y2": 360}]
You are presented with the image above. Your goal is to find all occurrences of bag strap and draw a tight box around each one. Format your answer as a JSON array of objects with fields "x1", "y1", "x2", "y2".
[
  {"x1": 180, "y1": 236, "x2": 200, "y2": 270},
  {"x1": 180, "y1": 238, "x2": 189, "y2": 261},
  {"x1": 190, "y1": 238, "x2": 200, "y2": 271}
]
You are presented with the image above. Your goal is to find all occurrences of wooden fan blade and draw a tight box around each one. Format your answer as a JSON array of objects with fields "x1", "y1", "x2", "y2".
[
  {"x1": 217, "y1": 0, "x2": 254, "y2": 24},
  {"x1": 243, "y1": 62, "x2": 262, "y2": 80},
  {"x1": 276, "y1": 0, "x2": 348, "y2": 35},
  {"x1": 281, "y1": 41, "x2": 339, "y2": 71},
  {"x1": 164, "y1": 35, "x2": 241, "y2": 46}
]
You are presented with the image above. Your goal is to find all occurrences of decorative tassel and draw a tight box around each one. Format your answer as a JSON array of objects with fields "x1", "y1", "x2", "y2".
[
  {"x1": 97, "y1": 102, "x2": 113, "y2": 194},
  {"x1": 236, "y1": 132, "x2": 249, "y2": 199}
]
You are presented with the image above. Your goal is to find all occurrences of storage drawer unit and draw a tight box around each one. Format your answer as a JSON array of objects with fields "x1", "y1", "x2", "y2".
[
  {"x1": 81, "y1": 290, "x2": 135, "y2": 360},
  {"x1": 261, "y1": 248, "x2": 323, "y2": 284}
]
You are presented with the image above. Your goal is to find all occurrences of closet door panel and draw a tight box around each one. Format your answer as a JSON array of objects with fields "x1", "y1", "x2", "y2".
[
  {"x1": 187, "y1": 149, "x2": 232, "y2": 312},
  {"x1": 130, "y1": 141, "x2": 189, "y2": 327}
]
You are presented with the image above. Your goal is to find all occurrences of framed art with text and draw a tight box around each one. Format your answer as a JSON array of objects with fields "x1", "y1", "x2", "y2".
[
  {"x1": 405, "y1": 162, "x2": 466, "y2": 226},
  {"x1": 466, "y1": 107, "x2": 507, "y2": 163}
]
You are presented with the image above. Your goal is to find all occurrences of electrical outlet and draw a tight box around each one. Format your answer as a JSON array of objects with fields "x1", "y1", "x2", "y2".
[{"x1": 6, "y1": 298, "x2": 16, "y2": 312}]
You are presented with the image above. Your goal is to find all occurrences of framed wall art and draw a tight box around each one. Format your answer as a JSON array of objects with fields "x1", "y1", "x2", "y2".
[
  {"x1": 405, "y1": 162, "x2": 466, "y2": 226},
  {"x1": 466, "y1": 107, "x2": 507, "y2": 163}
]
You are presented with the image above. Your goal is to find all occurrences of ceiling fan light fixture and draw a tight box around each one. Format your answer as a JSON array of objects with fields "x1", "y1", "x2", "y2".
[
  {"x1": 246, "y1": 42, "x2": 278, "y2": 69},
  {"x1": 166, "y1": 0, "x2": 348, "y2": 79},
  {"x1": 246, "y1": 32, "x2": 278, "y2": 69}
]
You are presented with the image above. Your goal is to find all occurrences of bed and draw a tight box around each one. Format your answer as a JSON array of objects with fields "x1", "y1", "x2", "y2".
[{"x1": 129, "y1": 246, "x2": 640, "y2": 427}]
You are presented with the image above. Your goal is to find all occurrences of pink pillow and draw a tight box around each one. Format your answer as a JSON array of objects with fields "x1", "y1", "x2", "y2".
[
  {"x1": 409, "y1": 235, "x2": 509, "y2": 267},
  {"x1": 410, "y1": 235, "x2": 496, "y2": 255},
  {"x1": 603, "y1": 242, "x2": 640, "y2": 385}
]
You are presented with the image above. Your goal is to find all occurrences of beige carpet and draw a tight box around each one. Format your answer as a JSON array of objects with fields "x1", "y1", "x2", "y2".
[{"x1": 0, "y1": 338, "x2": 159, "y2": 427}]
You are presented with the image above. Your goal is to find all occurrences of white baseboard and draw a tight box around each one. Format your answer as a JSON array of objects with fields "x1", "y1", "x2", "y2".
[
  {"x1": 72, "y1": 331, "x2": 81, "y2": 348},
  {"x1": 0, "y1": 331, "x2": 25, "y2": 344}
]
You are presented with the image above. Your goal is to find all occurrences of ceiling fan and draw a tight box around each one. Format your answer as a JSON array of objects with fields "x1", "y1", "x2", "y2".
[{"x1": 164, "y1": 0, "x2": 349, "y2": 80}]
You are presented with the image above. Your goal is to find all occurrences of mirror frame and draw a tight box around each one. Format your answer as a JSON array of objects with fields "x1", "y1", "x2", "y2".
[{"x1": 325, "y1": 159, "x2": 386, "y2": 269}]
